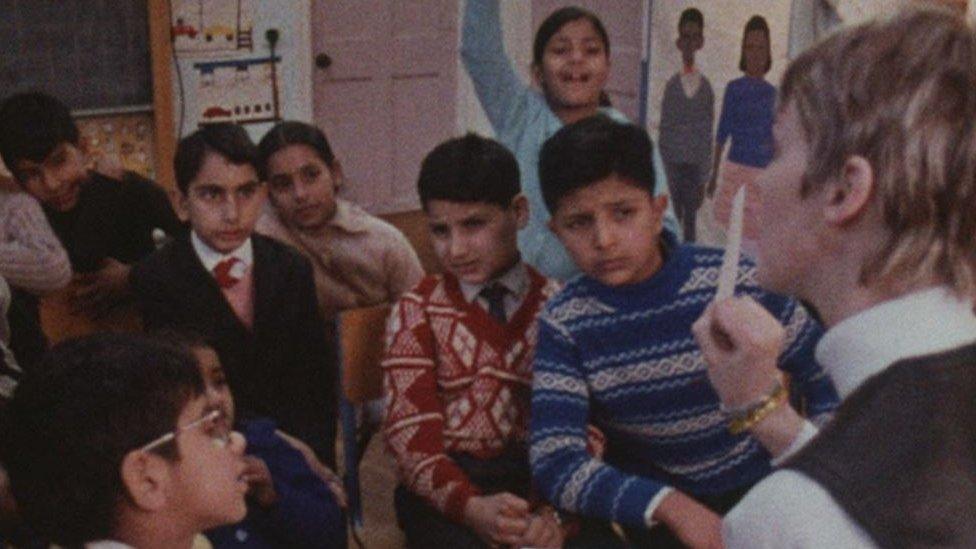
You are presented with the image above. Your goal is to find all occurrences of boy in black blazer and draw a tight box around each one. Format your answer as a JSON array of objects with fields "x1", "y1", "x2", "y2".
[{"x1": 131, "y1": 124, "x2": 336, "y2": 465}]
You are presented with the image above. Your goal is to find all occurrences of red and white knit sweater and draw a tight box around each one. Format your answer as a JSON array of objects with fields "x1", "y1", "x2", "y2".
[{"x1": 382, "y1": 266, "x2": 559, "y2": 522}]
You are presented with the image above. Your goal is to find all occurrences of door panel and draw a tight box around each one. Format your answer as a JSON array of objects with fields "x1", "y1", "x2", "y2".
[{"x1": 312, "y1": 0, "x2": 457, "y2": 213}]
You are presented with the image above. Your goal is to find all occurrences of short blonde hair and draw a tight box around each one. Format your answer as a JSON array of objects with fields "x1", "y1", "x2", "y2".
[{"x1": 781, "y1": 6, "x2": 976, "y2": 297}]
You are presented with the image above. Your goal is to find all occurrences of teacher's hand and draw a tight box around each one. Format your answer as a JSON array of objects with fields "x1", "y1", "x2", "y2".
[{"x1": 691, "y1": 296, "x2": 784, "y2": 409}]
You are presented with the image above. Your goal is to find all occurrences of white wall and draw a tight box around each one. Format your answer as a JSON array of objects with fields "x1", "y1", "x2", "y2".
[{"x1": 171, "y1": 1, "x2": 313, "y2": 142}]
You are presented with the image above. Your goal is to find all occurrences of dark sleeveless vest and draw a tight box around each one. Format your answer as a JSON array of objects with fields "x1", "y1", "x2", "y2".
[{"x1": 787, "y1": 342, "x2": 976, "y2": 548}]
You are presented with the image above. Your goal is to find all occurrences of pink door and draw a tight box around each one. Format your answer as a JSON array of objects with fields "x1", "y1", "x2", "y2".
[
  {"x1": 312, "y1": 0, "x2": 458, "y2": 214},
  {"x1": 532, "y1": 0, "x2": 644, "y2": 121}
]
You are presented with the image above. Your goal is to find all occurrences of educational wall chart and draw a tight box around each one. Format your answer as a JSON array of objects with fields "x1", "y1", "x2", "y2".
[
  {"x1": 170, "y1": 0, "x2": 282, "y2": 127},
  {"x1": 171, "y1": 0, "x2": 255, "y2": 54},
  {"x1": 193, "y1": 56, "x2": 281, "y2": 125}
]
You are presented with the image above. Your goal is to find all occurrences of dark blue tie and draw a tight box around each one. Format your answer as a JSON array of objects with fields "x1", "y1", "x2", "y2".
[{"x1": 479, "y1": 283, "x2": 508, "y2": 323}]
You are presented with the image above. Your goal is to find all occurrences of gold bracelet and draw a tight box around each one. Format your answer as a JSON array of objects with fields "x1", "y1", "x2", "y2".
[{"x1": 727, "y1": 380, "x2": 788, "y2": 435}]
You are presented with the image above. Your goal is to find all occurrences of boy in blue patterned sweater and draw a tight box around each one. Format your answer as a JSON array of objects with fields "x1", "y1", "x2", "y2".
[{"x1": 530, "y1": 115, "x2": 839, "y2": 548}]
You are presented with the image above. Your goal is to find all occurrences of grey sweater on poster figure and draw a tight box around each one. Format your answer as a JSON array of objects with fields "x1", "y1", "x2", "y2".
[{"x1": 659, "y1": 73, "x2": 715, "y2": 167}]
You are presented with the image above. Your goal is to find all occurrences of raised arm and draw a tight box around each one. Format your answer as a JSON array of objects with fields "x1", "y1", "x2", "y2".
[{"x1": 461, "y1": 0, "x2": 536, "y2": 134}]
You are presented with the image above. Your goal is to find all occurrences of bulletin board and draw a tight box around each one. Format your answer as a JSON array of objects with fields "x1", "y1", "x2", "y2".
[
  {"x1": 0, "y1": 1, "x2": 152, "y2": 111},
  {"x1": 77, "y1": 114, "x2": 156, "y2": 179}
]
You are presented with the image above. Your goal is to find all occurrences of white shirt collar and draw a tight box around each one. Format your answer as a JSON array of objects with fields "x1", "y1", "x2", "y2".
[
  {"x1": 815, "y1": 286, "x2": 976, "y2": 399},
  {"x1": 85, "y1": 541, "x2": 135, "y2": 549},
  {"x1": 190, "y1": 231, "x2": 253, "y2": 273},
  {"x1": 459, "y1": 261, "x2": 529, "y2": 304}
]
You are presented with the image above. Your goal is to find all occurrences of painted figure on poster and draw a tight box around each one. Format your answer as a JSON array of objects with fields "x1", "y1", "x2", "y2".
[{"x1": 659, "y1": 8, "x2": 714, "y2": 242}]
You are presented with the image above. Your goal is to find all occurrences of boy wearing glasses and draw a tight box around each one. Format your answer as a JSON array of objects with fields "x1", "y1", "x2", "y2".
[
  {"x1": 1, "y1": 333, "x2": 247, "y2": 548},
  {"x1": 130, "y1": 124, "x2": 337, "y2": 466},
  {"x1": 159, "y1": 330, "x2": 346, "y2": 548}
]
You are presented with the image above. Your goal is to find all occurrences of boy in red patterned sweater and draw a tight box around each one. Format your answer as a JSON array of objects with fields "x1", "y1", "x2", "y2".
[{"x1": 382, "y1": 134, "x2": 563, "y2": 548}]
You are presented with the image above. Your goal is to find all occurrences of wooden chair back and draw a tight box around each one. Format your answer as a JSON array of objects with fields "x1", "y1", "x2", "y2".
[{"x1": 338, "y1": 303, "x2": 392, "y2": 404}]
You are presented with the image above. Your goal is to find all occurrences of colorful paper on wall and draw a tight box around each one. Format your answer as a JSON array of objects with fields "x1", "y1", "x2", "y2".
[
  {"x1": 171, "y1": 0, "x2": 256, "y2": 55},
  {"x1": 192, "y1": 56, "x2": 281, "y2": 126}
]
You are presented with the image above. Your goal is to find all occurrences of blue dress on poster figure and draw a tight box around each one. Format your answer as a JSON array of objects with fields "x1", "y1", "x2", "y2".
[{"x1": 707, "y1": 15, "x2": 776, "y2": 246}]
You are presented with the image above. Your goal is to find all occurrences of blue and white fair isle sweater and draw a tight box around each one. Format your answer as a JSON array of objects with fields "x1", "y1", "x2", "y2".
[{"x1": 530, "y1": 241, "x2": 839, "y2": 528}]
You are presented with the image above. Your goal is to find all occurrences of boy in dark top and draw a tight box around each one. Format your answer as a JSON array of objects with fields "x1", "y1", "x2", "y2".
[
  {"x1": 531, "y1": 116, "x2": 837, "y2": 547},
  {"x1": 130, "y1": 124, "x2": 337, "y2": 466},
  {"x1": 0, "y1": 92, "x2": 182, "y2": 319}
]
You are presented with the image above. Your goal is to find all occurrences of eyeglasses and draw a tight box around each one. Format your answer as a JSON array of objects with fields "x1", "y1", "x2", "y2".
[{"x1": 138, "y1": 409, "x2": 232, "y2": 453}]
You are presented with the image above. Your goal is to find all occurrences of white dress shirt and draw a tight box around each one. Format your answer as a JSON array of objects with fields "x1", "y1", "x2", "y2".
[
  {"x1": 723, "y1": 286, "x2": 976, "y2": 548},
  {"x1": 190, "y1": 231, "x2": 253, "y2": 278}
]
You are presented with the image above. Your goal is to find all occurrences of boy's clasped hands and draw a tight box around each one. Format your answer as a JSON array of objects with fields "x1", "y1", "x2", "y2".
[{"x1": 463, "y1": 493, "x2": 563, "y2": 548}]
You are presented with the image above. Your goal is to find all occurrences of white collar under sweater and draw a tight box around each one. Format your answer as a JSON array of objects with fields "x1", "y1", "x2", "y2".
[
  {"x1": 815, "y1": 285, "x2": 976, "y2": 400},
  {"x1": 190, "y1": 231, "x2": 253, "y2": 275}
]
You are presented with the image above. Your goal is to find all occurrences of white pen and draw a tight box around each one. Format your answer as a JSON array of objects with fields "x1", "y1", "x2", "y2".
[{"x1": 716, "y1": 185, "x2": 746, "y2": 301}]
